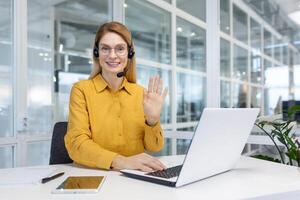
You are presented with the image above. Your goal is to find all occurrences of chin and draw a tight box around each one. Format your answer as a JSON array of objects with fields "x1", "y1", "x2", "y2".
[{"x1": 103, "y1": 66, "x2": 125, "y2": 74}]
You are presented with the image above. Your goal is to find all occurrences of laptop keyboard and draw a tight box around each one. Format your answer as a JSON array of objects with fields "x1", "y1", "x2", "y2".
[{"x1": 146, "y1": 165, "x2": 183, "y2": 179}]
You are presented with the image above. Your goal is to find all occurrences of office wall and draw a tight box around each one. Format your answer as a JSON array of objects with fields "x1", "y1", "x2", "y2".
[{"x1": 0, "y1": 0, "x2": 299, "y2": 168}]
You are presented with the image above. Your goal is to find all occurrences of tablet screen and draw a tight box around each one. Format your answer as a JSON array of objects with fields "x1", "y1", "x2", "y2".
[{"x1": 56, "y1": 176, "x2": 104, "y2": 190}]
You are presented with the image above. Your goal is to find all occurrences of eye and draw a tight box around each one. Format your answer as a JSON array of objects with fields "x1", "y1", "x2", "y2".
[
  {"x1": 100, "y1": 46, "x2": 110, "y2": 52},
  {"x1": 116, "y1": 46, "x2": 126, "y2": 52}
]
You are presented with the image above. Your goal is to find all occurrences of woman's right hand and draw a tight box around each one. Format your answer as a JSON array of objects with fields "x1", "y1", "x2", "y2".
[{"x1": 111, "y1": 153, "x2": 166, "y2": 172}]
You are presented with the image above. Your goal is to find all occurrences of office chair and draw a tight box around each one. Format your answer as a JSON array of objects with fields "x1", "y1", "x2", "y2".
[{"x1": 49, "y1": 121, "x2": 73, "y2": 165}]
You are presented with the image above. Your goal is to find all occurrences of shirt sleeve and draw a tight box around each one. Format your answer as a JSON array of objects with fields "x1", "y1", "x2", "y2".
[
  {"x1": 64, "y1": 83, "x2": 118, "y2": 169},
  {"x1": 143, "y1": 121, "x2": 164, "y2": 152}
]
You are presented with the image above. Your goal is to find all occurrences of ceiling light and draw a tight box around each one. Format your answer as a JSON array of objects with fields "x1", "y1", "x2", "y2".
[
  {"x1": 190, "y1": 32, "x2": 195, "y2": 37},
  {"x1": 124, "y1": 3, "x2": 128, "y2": 8},
  {"x1": 288, "y1": 11, "x2": 300, "y2": 25},
  {"x1": 59, "y1": 44, "x2": 63, "y2": 52},
  {"x1": 177, "y1": 27, "x2": 182, "y2": 32}
]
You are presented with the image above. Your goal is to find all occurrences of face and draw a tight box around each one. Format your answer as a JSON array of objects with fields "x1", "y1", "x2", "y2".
[{"x1": 98, "y1": 32, "x2": 128, "y2": 77}]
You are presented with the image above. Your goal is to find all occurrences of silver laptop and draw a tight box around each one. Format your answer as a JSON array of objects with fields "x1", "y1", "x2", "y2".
[{"x1": 120, "y1": 108, "x2": 260, "y2": 187}]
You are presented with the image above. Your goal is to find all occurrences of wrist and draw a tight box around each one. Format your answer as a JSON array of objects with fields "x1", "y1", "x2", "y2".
[
  {"x1": 145, "y1": 119, "x2": 159, "y2": 127},
  {"x1": 111, "y1": 155, "x2": 125, "y2": 170}
]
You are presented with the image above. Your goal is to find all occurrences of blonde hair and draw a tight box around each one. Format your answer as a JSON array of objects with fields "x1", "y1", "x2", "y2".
[{"x1": 89, "y1": 21, "x2": 136, "y2": 83}]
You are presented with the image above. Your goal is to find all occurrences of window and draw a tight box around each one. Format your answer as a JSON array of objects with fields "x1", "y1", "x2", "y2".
[
  {"x1": 220, "y1": 0, "x2": 230, "y2": 34},
  {"x1": 250, "y1": 18, "x2": 261, "y2": 54},
  {"x1": 251, "y1": 53, "x2": 262, "y2": 84},
  {"x1": 233, "y1": 5, "x2": 248, "y2": 44},
  {"x1": 220, "y1": 38, "x2": 230, "y2": 78},
  {"x1": 177, "y1": 73, "x2": 206, "y2": 122},
  {"x1": 0, "y1": 0, "x2": 13, "y2": 138},
  {"x1": 176, "y1": 0, "x2": 206, "y2": 21},
  {"x1": 125, "y1": 0, "x2": 171, "y2": 64},
  {"x1": 0, "y1": 0, "x2": 14, "y2": 168},
  {"x1": 263, "y1": 29, "x2": 272, "y2": 57},
  {"x1": 177, "y1": 17, "x2": 206, "y2": 72},
  {"x1": 233, "y1": 45, "x2": 248, "y2": 81}
]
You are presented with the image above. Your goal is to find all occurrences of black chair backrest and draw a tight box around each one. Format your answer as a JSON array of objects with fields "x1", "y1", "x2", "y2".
[{"x1": 49, "y1": 122, "x2": 73, "y2": 165}]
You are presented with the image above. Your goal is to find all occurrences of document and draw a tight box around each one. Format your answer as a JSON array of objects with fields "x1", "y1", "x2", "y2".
[{"x1": 0, "y1": 166, "x2": 56, "y2": 185}]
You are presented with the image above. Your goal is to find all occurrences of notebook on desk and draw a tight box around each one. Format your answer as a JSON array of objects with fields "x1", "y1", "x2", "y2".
[{"x1": 120, "y1": 108, "x2": 260, "y2": 187}]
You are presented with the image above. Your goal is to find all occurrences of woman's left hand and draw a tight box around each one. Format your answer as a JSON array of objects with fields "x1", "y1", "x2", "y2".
[{"x1": 143, "y1": 76, "x2": 168, "y2": 126}]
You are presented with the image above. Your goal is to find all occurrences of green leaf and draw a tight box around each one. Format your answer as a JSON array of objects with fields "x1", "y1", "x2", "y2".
[
  {"x1": 286, "y1": 150, "x2": 297, "y2": 161},
  {"x1": 283, "y1": 126, "x2": 293, "y2": 136},
  {"x1": 288, "y1": 105, "x2": 300, "y2": 119},
  {"x1": 277, "y1": 136, "x2": 285, "y2": 145},
  {"x1": 251, "y1": 155, "x2": 281, "y2": 163},
  {"x1": 284, "y1": 135, "x2": 297, "y2": 149}
]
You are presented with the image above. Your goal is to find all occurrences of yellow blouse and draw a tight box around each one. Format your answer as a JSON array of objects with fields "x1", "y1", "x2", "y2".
[{"x1": 65, "y1": 74, "x2": 164, "y2": 170}]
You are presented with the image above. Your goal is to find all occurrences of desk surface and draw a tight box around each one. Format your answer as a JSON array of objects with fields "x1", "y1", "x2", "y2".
[{"x1": 1, "y1": 156, "x2": 300, "y2": 200}]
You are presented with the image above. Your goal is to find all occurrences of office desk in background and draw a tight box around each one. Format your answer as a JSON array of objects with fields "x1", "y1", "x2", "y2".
[{"x1": 1, "y1": 155, "x2": 300, "y2": 200}]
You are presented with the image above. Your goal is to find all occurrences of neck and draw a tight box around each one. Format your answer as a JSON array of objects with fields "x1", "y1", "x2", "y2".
[{"x1": 101, "y1": 71, "x2": 123, "y2": 91}]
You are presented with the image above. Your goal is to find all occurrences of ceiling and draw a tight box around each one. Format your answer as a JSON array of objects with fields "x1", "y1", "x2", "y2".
[{"x1": 244, "y1": 0, "x2": 300, "y2": 51}]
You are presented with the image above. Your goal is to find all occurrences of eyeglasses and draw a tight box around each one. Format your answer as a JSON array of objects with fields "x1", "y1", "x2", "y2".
[{"x1": 98, "y1": 44, "x2": 128, "y2": 57}]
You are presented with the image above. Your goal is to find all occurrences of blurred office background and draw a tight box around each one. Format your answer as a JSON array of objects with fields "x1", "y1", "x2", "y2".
[{"x1": 0, "y1": 0, "x2": 300, "y2": 168}]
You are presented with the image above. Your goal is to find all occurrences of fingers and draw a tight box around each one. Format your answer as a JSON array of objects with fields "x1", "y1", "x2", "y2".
[
  {"x1": 141, "y1": 153, "x2": 166, "y2": 171},
  {"x1": 157, "y1": 79, "x2": 163, "y2": 95},
  {"x1": 139, "y1": 165, "x2": 153, "y2": 172},
  {"x1": 143, "y1": 88, "x2": 148, "y2": 101},
  {"x1": 148, "y1": 76, "x2": 167, "y2": 97},
  {"x1": 153, "y1": 76, "x2": 159, "y2": 93},
  {"x1": 125, "y1": 153, "x2": 167, "y2": 172},
  {"x1": 148, "y1": 76, "x2": 154, "y2": 93}
]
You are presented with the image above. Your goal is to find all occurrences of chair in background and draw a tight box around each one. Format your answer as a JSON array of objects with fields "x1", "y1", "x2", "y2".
[{"x1": 49, "y1": 122, "x2": 73, "y2": 164}]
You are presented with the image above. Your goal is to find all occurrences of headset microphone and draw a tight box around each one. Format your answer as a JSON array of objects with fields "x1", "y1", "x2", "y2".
[
  {"x1": 116, "y1": 66, "x2": 129, "y2": 78},
  {"x1": 116, "y1": 71, "x2": 125, "y2": 78}
]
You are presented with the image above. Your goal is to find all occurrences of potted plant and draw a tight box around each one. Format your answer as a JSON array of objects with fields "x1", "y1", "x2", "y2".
[{"x1": 253, "y1": 106, "x2": 300, "y2": 166}]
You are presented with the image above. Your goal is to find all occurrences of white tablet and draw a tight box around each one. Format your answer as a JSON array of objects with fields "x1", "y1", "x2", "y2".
[{"x1": 51, "y1": 176, "x2": 105, "y2": 194}]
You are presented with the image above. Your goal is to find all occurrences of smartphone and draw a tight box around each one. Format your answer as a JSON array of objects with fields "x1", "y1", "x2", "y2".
[{"x1": 51, "y1": 176, "x2": 105, "y2": 194}]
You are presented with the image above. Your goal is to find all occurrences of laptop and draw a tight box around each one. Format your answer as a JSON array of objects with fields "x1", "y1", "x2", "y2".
[{"x1": 120, "y1": 108, "x2": 260, "y2": 187}]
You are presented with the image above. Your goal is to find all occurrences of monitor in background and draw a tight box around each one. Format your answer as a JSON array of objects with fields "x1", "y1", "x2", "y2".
[{"x1": 282, "y1": 100, "x2": 300, "y2": 122}]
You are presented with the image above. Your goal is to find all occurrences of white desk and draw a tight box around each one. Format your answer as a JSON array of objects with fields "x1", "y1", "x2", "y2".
[{"x1": 1, "y1": 156, "x2": 300, "y2": 200}]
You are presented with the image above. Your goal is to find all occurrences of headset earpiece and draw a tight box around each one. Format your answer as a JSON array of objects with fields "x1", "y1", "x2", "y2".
[
  {"x1": 93, "y1": 46, "x2": 99, "y2": 58},
  {"x1": 128, "y1": 46, "x2": 135, "y2": 59}
]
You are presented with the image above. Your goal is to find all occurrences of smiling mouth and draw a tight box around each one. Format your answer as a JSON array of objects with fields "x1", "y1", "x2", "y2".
[{"x1": 106, "y1": 62, "x2": 120, "y2": 68}]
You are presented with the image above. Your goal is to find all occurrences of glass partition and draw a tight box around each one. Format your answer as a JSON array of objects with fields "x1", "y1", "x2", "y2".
[
  {"x1": 233, "y1": 5, "x2": 248, "y2": 44},
  {"x1": 220, "y1": 38, "x2": 230, "y2": 78},
  {"x1": 177, "y1": 17, "x2": 206, "y2": 72},
  {"x1": 176, "y1": 0, "x2": 206, "y2": 21},
  {"x1": 233, "y1": 45, "x2": 248, "y2": 81},
  {"x1": 221, "y1": 80, "x2": 231, "y2": 108},
  {"x1": 233, "y1": 83, "x2": 248, "y2": 108},
  {"x1": 125, "y1": 0, "x2": 171, "y2": 64},
  {"x1": 0, "y1": 146, "x2": 14, "y2": 168},
  {"x1": 220, "y1": 0, "x2": 230, "y2": 34},
  {"x1": 263, "y1": 29, "x2": 272, "y2": 57},
  {"x1": 250, "y1": 18, "x2": 261, "y2": 54},
  {"x1": 0, "y1": 0, "x2": 13, "y2": 138},
  {"x1": 177, "y1": 73, "x2": 206, "y2": 122}
]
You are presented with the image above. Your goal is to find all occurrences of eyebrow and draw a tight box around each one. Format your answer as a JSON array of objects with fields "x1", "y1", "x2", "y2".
[{"x1": 99, "y1": 43, "x2": 127, "y2": 47}]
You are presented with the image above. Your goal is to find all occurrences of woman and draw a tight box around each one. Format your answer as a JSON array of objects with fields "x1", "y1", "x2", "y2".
[{"x1": 65, "y1": 21, "x2": 168, "y2": 172}]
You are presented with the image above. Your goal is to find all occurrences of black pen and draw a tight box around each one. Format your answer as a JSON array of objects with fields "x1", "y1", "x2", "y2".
[{"x1": 41, "y1": 172, "x2": 65, "y2": 184}]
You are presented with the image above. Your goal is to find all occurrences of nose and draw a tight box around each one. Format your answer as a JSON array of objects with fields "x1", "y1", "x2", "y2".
[{"x1": 108, "y1": 48, "x2": 117, "y2": 58}]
